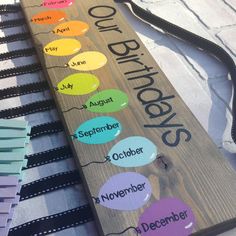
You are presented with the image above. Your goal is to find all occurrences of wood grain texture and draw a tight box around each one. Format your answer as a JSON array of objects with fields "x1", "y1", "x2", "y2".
[{"x1": 21, "y1": 0, "x2": 236, "y2": 235}]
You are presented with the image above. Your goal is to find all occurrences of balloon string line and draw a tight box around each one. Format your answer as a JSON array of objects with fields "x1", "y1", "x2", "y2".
[
  {"x1": 62, "y1": 106, "x2": 85, "y2": 113},
  {"x1": 80, "y1": 157, "x2": 110, "y2": 168},
  {"x1": 46, "y1": 65, "x2": 68, "y2": 70},
  {"x1": 33, "y1": 31, "x2": 52, "y2": 36},
  {"x1": 23, "y1": 5, "x2": 41, "y2": 8},
  {"x1": 105, "y1": 226, "x2": 139, "y2": 236}
]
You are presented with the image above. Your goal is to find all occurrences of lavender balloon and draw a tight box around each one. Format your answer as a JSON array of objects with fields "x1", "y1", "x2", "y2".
[{"x1": 97, "y1": 172, "x2": 152, "y2": 211}]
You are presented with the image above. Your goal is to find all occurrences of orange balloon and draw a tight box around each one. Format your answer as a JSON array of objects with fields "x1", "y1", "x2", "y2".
[
  {"x1": 31, "y1": 10, "x2": 66, "y2": 25},
  {"x1": 52, "y1": 21, "x2": 89, "y2": 36}
]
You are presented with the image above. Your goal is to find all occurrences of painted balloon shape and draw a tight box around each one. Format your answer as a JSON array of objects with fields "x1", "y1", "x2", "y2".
[
  {"x1": 44, "y1": 39, "x2": 81, "y2": 56},
  {"x1": 42, "y1": 0, "x2": 74, "y2": 8},
  {"x1": 97, "y1": 172, "x2": 152, "y2": 211},
  {"x1": 75, "y1": 116, "x2": 122, "y2": 144},
  {"x1": 108, "y1": 136, "x2": 158, "y2": 167},
  {"x1": 57, "y1": 73, "x2": 99, "y2": 95},
  {"x1": 68, "y1": 51, "x2": 107, "y2": 71},
  {"x1": 53, "y1": 21, "x2": 89, "y2": 36},
  {"x1": 137, "y1": 198, "x2": 195, "y2": 236},
  {"x1": 85, "y1": 89, "x2": 128, "y2": 113},
  {"x1": 31, "y1": 10, "x2": 66, "y2": 24}
]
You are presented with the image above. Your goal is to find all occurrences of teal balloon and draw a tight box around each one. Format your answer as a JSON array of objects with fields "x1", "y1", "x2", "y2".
[{"x1": 75, "y1": 116, "x2": 122, "y2": 144}]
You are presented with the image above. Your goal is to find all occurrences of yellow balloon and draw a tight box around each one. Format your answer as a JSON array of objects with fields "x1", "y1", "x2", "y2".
[
  {"x1": 68, "y1": 51, "x2": 107, "y2": 71},
  {"x1": 57, "y1": 73, "x2": 100, "y2": 95},
  {"x1": 44, "y1": 38, "x2": 81, "y2": 56}
]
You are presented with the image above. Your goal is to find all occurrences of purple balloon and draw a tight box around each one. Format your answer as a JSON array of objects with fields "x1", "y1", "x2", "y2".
[
  {"x1": 98, "y1": 172, "x2": 152, "y2": 211},
  {"x1": 137, "y1": 198, "x2": 195, "y2": 236}
]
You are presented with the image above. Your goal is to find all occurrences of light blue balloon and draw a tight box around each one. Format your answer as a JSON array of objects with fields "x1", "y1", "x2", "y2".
[
  {"x1": 75, "y1": 116, "x2": 122, "y2": 144},
  {"x1": 108, "y1": 136, "x2": 158, "y2": 167}
]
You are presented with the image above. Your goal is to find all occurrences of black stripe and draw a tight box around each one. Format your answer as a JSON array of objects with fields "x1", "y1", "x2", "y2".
[
  {"x1": 0, "y1": 48, "x2": 36, "y2": 61},
  {"x1": 25, "y1": 146, "x2": 72, "y2": 169},
  {"x1": 9, "y1": 205, "x2": 94, "y2": 236},
  {"x1": 30, "y1": 120, "x2": 64, "y2": 139},
  {"x1": 0, "y1": 18, "x2": 26, "y2": 29},
  {"x1": 20, "y1": 171, "x2": 81, "y2": 201},
  {"x1": 0, "y1": 5, "x2": 21, "y2": 14},
  {"x1": 0, "y1": 99, "x2": 55, "y2": 119},
  {"x1": 0, "y1": 63, "x2": 42, "y2": 79},
  {"x1": 0, "y1": 32, "x2": 30, "y2": 44},
  {"x1": 0, "y1": 81, "x2": 48, "y2": 100}
]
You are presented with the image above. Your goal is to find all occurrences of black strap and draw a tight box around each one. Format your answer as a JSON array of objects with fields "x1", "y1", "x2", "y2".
[
  {"x1": 117, "y1": 0, "x2": 236, "y2": 143},
  {"x1": 0, "y1": 81, "x2": 48, "y2": 100},
  {"x1": 25, "y1": 145, "x2": 72, "y2": 169},
  {"x1": 20, "y1": 170, "x2": 81, "y2": 201},
  {"x1": 0, "y1": 32, "x2": 30, "y2": 44},
  {"x1": 8, "y1": 204, "x2": 93, "y2": 236},
  {"x1": 0, "y1": 48, "x2": 36, "y2": 61},
  {"x1": 0, "y1": 63, "x2": 42, "y2": 79},
  {"x1": 30, "y1": 120, "x2": 64, "y2": 139},
  {"x1": 0, "y1": 99, "x2": 55, "y2": 119},
  {"x1": 0, "y1": 4, "x2": 21, "y2": 14},
  {"x1": 0, "y1": 18, "x2": 26, "y2": 29}
]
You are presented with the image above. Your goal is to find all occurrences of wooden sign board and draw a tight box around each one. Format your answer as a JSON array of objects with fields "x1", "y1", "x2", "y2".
[{"x1": 20, "y1": 0, "x2": 236, "y2": 235}]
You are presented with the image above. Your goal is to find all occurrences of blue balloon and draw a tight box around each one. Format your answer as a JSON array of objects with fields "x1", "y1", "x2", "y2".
[{"x1": 108, "y1": 136, "x2": 158, "y2": 167}]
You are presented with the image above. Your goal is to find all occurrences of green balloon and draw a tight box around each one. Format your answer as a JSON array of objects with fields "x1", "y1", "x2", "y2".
[{"x1": 85, "y1": 89, "x2": 128, "y2": 113}]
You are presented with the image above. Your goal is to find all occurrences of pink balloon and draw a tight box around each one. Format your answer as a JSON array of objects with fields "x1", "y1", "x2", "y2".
[{"x1": 42, "y1": 0, "x2": 74, "y2": 9}]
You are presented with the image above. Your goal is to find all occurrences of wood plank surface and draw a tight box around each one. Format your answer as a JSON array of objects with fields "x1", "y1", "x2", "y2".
[{"x1": 21, "y1": 0, "x2": 236, "y2": 235}]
